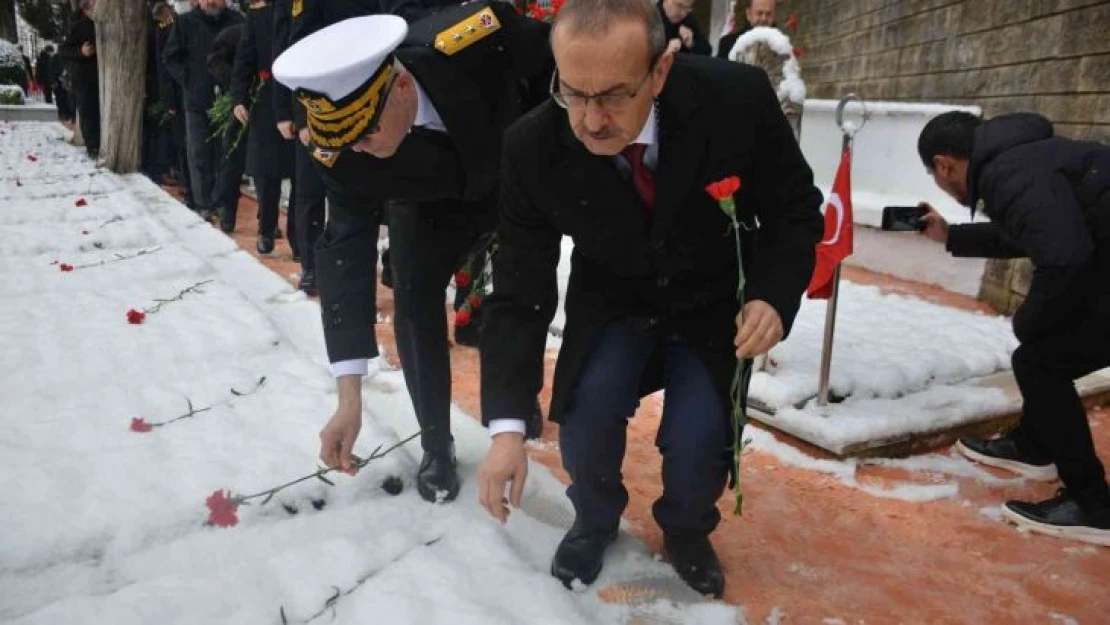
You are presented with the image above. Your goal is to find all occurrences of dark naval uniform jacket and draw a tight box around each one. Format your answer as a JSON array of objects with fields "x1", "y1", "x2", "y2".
[
  {"x1": 481, "y1": 56, "x2": 825, "y2": 426},
  {"x1": 311, "y1": 1, "x2": 553, "y2": 365}
]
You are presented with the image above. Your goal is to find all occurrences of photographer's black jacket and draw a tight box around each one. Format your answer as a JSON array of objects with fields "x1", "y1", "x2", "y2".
[{"x1": 947, "y1": 114, "x2": 1110, "y2": 341}]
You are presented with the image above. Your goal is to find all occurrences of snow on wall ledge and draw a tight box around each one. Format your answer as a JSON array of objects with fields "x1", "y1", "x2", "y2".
[{"x1": 800, "y1": 98, "x2": 987, "y2": 296}]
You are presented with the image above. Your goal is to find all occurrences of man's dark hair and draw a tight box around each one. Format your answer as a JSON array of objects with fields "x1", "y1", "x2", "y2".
[
  {"x1": 917, "y1": 111, "x2": 982, "y2": 169},
  {"x1": 553, "y1": 0, "x2": 668, "y2": 65}
]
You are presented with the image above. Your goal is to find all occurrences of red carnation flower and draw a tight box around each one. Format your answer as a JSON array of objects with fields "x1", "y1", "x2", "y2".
[
  {"x1": 467, "y1": 293, "x2": 482, "y2": 310},
  {"x1": 706, "y1": 176, "x2": 742, "y2": 201},
  {"x1": 455, "y1": 308, "x2": 472, "y2": 327},
  {"x1": 126, "y1": 308, "x2": 147, "y2": 325},
  {"x1": 59, "y1": 263, "x2": 74, "y2": 272},
  {"x1": 75, "y1": 198, "x2": 88, "y2": 207},
  {"x1": 454, "y1": 270, "x2": 471, "y2": 289},
  {"x1": 551, "y1": 0, "x2": 566, "y2": 14},
  {"x1": 793, "y1": 47, "x2": 805, "y2": 59},
  {"x1": 785, "y1": 13, "x2": 799, "y2": 32},
  {"x1": 130, "y1": 417, "x2": 154, "y2": 433},
  {"x1": 205, "y1": 490, "x2": 240, "y2": 528},
  {"x1": 258, "y1": 69, "x2": 272, "y2": 81},
  {"x1": 26, "y1": 154, "x2": 38, "y2": 162}
]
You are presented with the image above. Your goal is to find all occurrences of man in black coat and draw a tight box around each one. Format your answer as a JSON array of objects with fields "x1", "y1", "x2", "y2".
[
  {"x1": 58, "y1": 0, "x2": 100, "y2": 158},
  {"x1": 231, "y1": 0, "x2": 295, "y2": 247},
  {"x1": 918, "y1": 112, "x2": 1110, "y2": 545},
  {"x1": 716, "y1": 0, "x2": 776, "y2": 60},
  {"x1": 476, "y1": 0, "x2": 823, "y2": 598},
  {"x1": 656, "y1": 0, "x2": 710, "y2": 55},
  {"x1": 163, "y1": 0, "x2": 245, "y2": 221},
  {"x1": 153, "y1": 1, "x2": 195, "y2": 210},
  {"x1": 35, "y1": 46, "x2": 54, "y2": 104},
  {"x1": 273, "y1": 3, "x2": 551, "y2": 504}
]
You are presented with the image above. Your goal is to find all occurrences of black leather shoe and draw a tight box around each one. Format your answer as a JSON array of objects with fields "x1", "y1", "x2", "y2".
[
  {"x1": 257, "y1": 236, "x2": 275, "y2": 256},
  {"x1": 664, "y1": 534, "x2": 725, "y2": 598},
  {"x1": 416, "y1": 450, "x2": 460, "y2": 504},
  {"x1": 298, "y1": 269, "x2": 317, "y2": 296},
  {"x1": 1003, "y1": 488, "x2": 1110, "y2": 546},
  {"x1": 551, "y1": 525, "x2": 618, "y2": 589},
  {"x1": 956, "y1": 434, "x2": 1057, "y2": 481}
]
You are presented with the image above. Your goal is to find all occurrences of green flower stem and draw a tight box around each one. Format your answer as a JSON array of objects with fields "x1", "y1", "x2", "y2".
[
  {"x1": 726, "y1": 211, "x2": 748, "y2": 516},
  {"x1": 233, "y1": 429, "x2": 423, "y2": 506}
]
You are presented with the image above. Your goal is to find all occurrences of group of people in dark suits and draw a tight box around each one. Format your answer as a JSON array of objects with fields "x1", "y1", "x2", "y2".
[{"x1": 273, "y1": 0, "x2": 823, "y2": 599}]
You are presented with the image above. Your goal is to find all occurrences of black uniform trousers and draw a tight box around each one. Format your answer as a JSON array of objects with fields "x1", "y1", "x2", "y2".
[
  {"x1": 171, "y1": 112, "x2": 195, "y2": 209},
  {"x1": 74, "y1": 83, "x2": 100, "y2": 155},
  {"x1": 218, "y1": 127, "x2": 247, "y2": 223},
  {"x1": 1011, "y1": 306, "x2": 1110, "y2": 510},
  {"x1": 388, "y1": 199, "x2": 487, "y2": 455},
  {"x1": 185, "y1": 110, "x2": 223, "y2": 212},
  {"x1": 294, "y1": 142, "x2": 327, "y2": 271}
]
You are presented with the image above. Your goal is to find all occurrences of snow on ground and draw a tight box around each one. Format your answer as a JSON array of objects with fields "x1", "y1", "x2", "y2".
[{"x1": 0, "y1": 122, "x2": 738, "y2": 625}]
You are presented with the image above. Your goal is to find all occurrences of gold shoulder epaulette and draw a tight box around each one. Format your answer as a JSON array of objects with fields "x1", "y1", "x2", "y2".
[
  {"x1": 292, "y1": 0, "x2": 303, "y2": 18},
  {"x1": 312, "y1": 147, "x2": 339, "y2": 168},
  {"x1": 434, "y1": 6, "x2": 501, "y2": 56}
]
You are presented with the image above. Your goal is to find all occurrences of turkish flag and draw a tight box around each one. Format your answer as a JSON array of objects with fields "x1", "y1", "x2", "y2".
[{"x1": 806, "y1": 149, "x2": 854, "y2": 299}]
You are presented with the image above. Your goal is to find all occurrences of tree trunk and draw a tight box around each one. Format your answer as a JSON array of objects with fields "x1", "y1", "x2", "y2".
[
  {"x1": 95, "y1": 0, "x2": 146, "y2": 173},
  {"x1": 0, "y1": 0, "x2": 18, "y2": 43}
]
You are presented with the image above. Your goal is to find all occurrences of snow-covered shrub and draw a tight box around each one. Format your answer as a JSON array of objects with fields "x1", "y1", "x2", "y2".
[
  {"x1": 0, "y1": 84, "x2": 25, "y2": 105},
  {"x1": 0, "y1": 39, "x2": 28, "y2": 90}
]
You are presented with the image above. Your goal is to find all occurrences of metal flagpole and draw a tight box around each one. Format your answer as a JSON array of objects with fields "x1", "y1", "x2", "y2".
[{"x1": 817, "y1": 94, "x2": 867, "y2": 407}]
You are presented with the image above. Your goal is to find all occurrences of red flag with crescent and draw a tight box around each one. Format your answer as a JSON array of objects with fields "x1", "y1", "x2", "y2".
[{"x1": 807, "y1": 149, "x2": 854, "y2": 299}]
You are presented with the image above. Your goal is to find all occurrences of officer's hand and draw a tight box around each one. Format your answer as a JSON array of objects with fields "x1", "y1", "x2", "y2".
[
  {"x1": 666, "y1": 38, "x2": 682, "y2": 56},
  {"x1": 81, "y1": 42, "x2": 95, "y2": 58},
  {"x1": 319, "y1": 404, "x2": 362, "y2": 476},
  {"x1": 298, "y1": 127, "x2": 310, "y2": 146},
  {"x1": 921, "y1": 204, "x2": 949, "y2": 244},
  {"x1": 233, "y1": 104, "x2": 250, "y2": 125},
  {"x1": 735, "y1": 300, "x2": 784, "y2": 359},
  {"x1": 477, "y1": 433, "x2": 528, "y2": 524},
  {"x1": 678, "y1": 25, "x2": 694, "y2": 48},
  {"x1": 277, "y1": 121, "x2": 295, "y2": 140}
]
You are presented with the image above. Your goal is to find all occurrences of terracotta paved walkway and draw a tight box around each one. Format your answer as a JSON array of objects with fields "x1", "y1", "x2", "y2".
[{"x1": 205, "y1": 188, "x2": 1108, "y2": 623}]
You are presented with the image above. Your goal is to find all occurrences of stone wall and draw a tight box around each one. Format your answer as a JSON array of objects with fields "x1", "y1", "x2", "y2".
[{"x1": 782, "y1": 0, "x2": 1110, "y2": 143}]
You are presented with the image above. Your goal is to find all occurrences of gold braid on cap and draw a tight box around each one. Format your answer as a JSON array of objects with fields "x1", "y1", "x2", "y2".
[{"x1": 297, "y1": 57, "x2": 396, "y2": 152}]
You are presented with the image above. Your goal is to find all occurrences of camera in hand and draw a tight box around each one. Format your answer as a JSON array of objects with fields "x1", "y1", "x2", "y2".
[{"x1": 881, "y1": 206, "x2": 928, "y2": 232}]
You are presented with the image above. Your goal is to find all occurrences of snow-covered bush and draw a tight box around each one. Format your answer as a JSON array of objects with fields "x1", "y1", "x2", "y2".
[
  {"x1": 0, "y1": 39, "x2": 28, "y2": 90},
  {"x1": 0, "y1": 84, "x2": 25, "y2": 105}
]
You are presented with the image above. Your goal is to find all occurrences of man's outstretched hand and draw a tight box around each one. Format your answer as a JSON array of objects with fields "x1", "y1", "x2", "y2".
[{"x1": 477, "y1": 433, "x2": 528, "y2": 524}]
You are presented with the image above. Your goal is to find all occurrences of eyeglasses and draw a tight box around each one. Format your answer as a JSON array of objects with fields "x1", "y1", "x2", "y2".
[{"x1": 550, "y1": 65, "x2": 655, "y2": 112}]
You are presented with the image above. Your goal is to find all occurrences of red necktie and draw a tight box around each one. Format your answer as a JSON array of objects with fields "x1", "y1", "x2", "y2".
[{"x1": 621, "y1": 143, "x2": 656, "y2": 210}]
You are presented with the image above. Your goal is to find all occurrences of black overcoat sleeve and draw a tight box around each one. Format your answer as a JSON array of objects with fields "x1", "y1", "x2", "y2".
[
  {"x1": 272, "y1": 0, "x2": 294, "y2": 123},
  {"x1": 479, "y1": 122, "x2": 563, "y2": 424},
  {"x1": 744, "y1": 70, "x2": 824, "y2": 338},
  {"x1": 231, "y1": 17, "x2": 257, "y2": 108},
  {"x1": 947, "y1": 222, "x2": 1027, "y2": 259}
]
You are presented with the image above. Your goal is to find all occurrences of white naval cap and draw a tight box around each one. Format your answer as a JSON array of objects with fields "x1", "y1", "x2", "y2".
[{"x1": 273, "y1": 15, "x2": 408, "y2": 101}]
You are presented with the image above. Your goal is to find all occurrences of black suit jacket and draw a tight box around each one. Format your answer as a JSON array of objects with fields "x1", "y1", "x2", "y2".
[
  {"x1": 481, "y1": 55, "x2": 824, "y2": 425},
  {"x1": 313, "y1": 1, "x2": 553, "y2": 363}
]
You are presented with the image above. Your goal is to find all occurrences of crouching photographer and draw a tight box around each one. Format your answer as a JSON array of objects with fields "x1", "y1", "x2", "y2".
[{"x1": 912, "y1": 111, "x2": 1110, "y2": 545}]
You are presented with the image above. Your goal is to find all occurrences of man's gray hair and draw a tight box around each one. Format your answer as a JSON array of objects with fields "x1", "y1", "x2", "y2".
[{"x1": 553, "y1": 0, "x2": 668, "y2": 64}]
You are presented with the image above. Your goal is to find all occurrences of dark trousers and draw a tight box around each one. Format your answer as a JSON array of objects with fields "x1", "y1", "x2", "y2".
[
  {"x1": 1011, "y1": 308, "x2": 1110, "y2": 508},
  {"x1": 184, "y1": 110, "x2": 222, "y2": 211},
  {"x1": 74, "y1": 84, "x2": 100, "y2": 154},
  {"x1": 42, "y1": 85, "x2": 53, "y2": 104},
  {"x1": 217, "y1": 128, "x2": 247, "y2": 220},
  {"x1": 254, "y1": 175, "x2": 282, "y2": 237},
  {"x1": 388, "y1": 199, "x2": 485, "y2": 454},
  {"x1": 171, "y1": 112, "x2": 194, "y2": 208},
  {"x1": 295, "y1": 143, "x2": 326, "y2": 271},
  {"x1": 54, "y1": 84, "x2": 74, "y2": 121},
  {"x1": 560, "y1": 317, "x2": 732, "y2": 538}
]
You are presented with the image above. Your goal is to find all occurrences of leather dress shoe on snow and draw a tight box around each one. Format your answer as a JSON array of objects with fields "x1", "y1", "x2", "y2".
[
  {"x1": 298, "y1": 269, "x2": 317, "y2": 296},
  {"x1": 551, "y1": 525, "x2": 618, "y2": 589},
  {"x1": 664, "y1": 534, "x2": 725, "y2": 598},
  {"x1": 416, "y1": 450, "x2": 460, "y2": 503}
]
